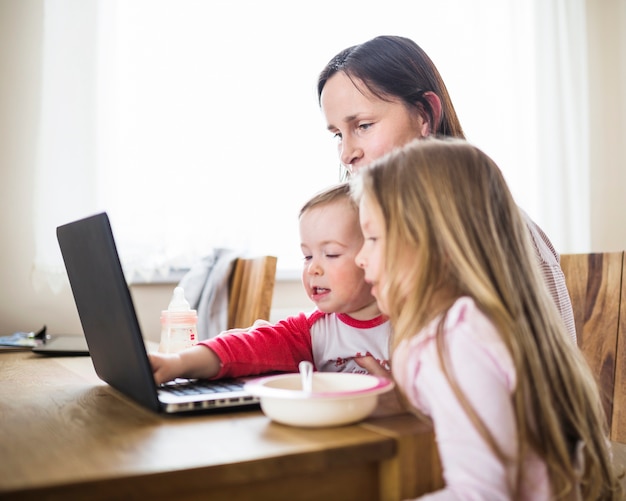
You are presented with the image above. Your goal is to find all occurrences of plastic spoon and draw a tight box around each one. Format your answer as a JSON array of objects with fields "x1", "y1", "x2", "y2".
[{"x1": 299, "y1": 360, "x2": 313, "y2": 394}]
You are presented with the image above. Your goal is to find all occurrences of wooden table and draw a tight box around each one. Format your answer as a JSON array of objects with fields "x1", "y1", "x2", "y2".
[{"x1": 0, "y1": 350, "x2": 442, "y2": 501}]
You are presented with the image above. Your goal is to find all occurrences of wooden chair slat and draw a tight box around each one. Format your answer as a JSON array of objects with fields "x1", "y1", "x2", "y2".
[
  {"x1": 611, "y1": 252, "x2": 626, "y2": 442},
  {"x1": 560, "y1": 252, "x2": 624, "y2": 437},
  {"x1": 227, "y1": 256, "x2": 277, "y2": 330}
]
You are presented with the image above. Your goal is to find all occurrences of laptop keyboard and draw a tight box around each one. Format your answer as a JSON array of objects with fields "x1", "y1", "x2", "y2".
[{"x1": 159, "y1": 378, "x2": 246, "y2": 397}]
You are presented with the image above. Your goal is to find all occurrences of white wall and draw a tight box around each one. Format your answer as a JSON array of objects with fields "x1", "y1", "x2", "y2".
[
  {"x1": 587, "y1": 0, "x2": 626, "y2": 251},
  {"x1": 1, "y1": 0, "x2": 624, "y2": 342}
]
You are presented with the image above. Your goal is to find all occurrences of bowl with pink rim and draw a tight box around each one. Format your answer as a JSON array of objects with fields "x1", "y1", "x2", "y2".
[{"x1": 244, "y1": 371, "x2": 394, "y2": 428}]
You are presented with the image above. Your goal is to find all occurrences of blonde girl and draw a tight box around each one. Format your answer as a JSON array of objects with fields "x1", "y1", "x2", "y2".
[{"x1": 352, "y1": 137, "x2": 620, "y2": 499}]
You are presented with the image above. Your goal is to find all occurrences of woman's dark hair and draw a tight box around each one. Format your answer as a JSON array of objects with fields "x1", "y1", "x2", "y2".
[{"x1": 318, "y1": 35, "x2": 465, "y2": 139}]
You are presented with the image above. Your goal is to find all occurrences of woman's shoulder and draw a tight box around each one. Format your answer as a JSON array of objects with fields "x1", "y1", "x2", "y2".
[{"x1": 518, "y1": 207, "x2": 560, "y2": 264}]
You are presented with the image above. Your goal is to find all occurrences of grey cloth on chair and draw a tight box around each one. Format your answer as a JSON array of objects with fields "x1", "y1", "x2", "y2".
[{"x1": 177, "y1": 248, "x2": 241, "y2": 340}]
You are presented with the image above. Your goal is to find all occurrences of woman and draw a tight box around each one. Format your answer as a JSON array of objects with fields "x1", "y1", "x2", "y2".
[{"x1": 317, "y1": 35, "x2": 577, "y2": 344}]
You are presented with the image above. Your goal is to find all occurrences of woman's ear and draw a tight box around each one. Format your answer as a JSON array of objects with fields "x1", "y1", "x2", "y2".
[{"x1": 421, "y1": 91, "x2": 442, "y2": 136}]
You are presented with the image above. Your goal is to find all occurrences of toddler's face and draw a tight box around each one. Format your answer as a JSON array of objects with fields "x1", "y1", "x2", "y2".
[
  {"x1": 320, "y1": 72, "x2": 425, "y2": 175},
  {"x1": 299, "y1": 199, "x2": 376, "y2": 318}
]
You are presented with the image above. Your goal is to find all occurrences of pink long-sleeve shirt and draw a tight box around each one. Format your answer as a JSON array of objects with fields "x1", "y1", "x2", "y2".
[{"x1": 393, "y1": 297, "x2": 551, "y2": 500}]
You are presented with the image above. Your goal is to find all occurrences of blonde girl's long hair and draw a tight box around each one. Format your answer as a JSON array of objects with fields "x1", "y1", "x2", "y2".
[{"x1": 352, "y1": 137, "x2": 621, "y2": 499}]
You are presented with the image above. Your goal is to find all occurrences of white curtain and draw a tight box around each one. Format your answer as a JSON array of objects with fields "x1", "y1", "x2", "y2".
[
  {"x1": 33, "y1": 0, "x2": 99, "y2": 293},
  {"x1": 33, "y1": 0, "x2": 590, "y2": 293},
  {"x1": 534, "y1": 0, "x2": 590, "y2": 252}
]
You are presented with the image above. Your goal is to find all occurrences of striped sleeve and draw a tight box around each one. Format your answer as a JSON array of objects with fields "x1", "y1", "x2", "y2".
[{"x1": 521, "y1": 210, "x2": 577, "y2": 344}]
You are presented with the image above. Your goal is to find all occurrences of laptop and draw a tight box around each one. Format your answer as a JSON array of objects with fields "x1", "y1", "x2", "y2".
[{"x1": 56, "y1": 212, "x2": 260, "y2": 414}]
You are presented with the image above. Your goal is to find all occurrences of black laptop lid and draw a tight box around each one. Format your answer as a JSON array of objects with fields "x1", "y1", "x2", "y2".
[{"x1": 57, "y1": 212, "x2": 161, "y2": 412}]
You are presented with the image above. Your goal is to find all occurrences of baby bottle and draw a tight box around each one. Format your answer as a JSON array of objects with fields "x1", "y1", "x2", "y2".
[{"x1": 158, "y1": 286, "x2": 198, "y2": 353}]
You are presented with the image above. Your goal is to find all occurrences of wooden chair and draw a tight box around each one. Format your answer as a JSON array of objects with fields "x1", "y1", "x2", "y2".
[
  {"x1": 560, "y1": 252, "x2": 625, "y2": 440},
  {"x1": 227, "y1": 255, "x2": 278, "y2": 329}
]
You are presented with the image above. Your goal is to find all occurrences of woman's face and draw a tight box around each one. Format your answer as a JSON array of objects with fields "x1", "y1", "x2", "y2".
[{"x1": 320, "y1": 72, "x2": 426, "y2": 174}]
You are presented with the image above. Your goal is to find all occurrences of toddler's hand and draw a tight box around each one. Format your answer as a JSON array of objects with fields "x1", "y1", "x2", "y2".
[
  {"x1": 355, "y1": 355, "x2": 391, "y2": 378},
  {"x1": 148, "y1": 352, "x2": 184, "y2": 385}
]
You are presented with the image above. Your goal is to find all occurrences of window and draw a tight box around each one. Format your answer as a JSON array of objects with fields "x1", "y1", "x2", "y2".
[{"x1": 34, "y1": 0, "x2": 589, "y2": 292}]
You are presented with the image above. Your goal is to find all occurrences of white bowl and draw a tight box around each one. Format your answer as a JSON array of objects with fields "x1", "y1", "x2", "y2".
[{"x1": 244, "y1": 372, "x2": 394, "y2": 428}]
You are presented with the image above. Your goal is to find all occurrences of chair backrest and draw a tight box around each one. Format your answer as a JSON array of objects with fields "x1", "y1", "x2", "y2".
[
  {"x1": 560, "y1": 252, "x2": 625, "y2": 439},
  {"x1": 227, "y1": 255, "x2": 278, "y2": 329},
  {"x1": 611, "y1": 253, "x2": 626, "y2": 443}
]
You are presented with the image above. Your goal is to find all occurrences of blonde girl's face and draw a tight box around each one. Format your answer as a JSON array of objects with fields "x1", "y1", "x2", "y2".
[
  {"x1": 299, "y1": 199, "x2": 378, "y2": 320},
  {"x1": 355, "y1": 194, "x2": 389, "y2": 314},
  {"x1": 320, "y1": 72, "x2": 426, "y2": 175}
]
